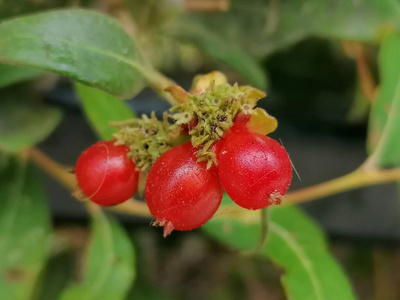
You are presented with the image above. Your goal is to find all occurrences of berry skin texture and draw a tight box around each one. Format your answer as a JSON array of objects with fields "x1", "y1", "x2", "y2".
[
  {"x1": 217, "y1": 132, "x2": 292, "y2": 210},
  {"x1": 75, "y1": 140, "x2": 138, "y2": 206},
  {"x1": 145, "y1": 142, "x2": 223, "y2": 237}
]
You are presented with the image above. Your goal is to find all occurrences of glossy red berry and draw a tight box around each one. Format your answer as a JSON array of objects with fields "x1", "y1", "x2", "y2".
[
  {"x1": 145, "y1": 142, "x2": 223, "y2": 237},
  {"x1": 75, "y1": 140, "x2": 138, "y2": 206},
  {"x1": 217, "y1": 132, "x2": 292, "y2": 210}
]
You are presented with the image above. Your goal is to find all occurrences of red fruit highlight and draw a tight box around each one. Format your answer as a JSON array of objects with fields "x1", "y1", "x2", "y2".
[
  {"x1": 145, "y1": 142, "x2": 223, "y2": 237},
  {"x1": 75, "y1": 140, "x2": 138, "y2": 206}
]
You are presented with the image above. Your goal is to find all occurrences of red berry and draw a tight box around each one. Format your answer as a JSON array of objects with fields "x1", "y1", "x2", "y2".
[
  {"x1": 214, "y1": 113, "x2": 251, "y2": 154},
  {"x1": 75, "y1": 140, "x2": 138, "y2": 206},
  {"x1": 217, "y1": 132, "x2": 292, "y2": 210},
  {"x1": 230, "y1": 112, "x2": 251, "y2": 133},
  {"x1": 145, "y1": 142, "x2": 223, "y2": 237}
]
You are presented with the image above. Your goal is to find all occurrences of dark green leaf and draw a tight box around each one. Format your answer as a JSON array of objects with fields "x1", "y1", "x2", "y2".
[
  {"x1": 34, "y1": 251, "x2": 76, "y2": 300},
  {"x1": 0, "y1": 9, "x2": 148, "y2": 98},
  {"x1": 367, "y1": 33, "x2": 400, "y2": 166},
  {"x1": 203, "y1": 199, "x2": 355, "y2": 300},
  {"x1": 75, "y1": 83, "x2": 135, "y2": 141},
  {"x1": 0, "y1": 64, "x2": 44, "y2": 88},
  {"x1": 0, "y1": 94, "x2": 62, "y2": 153},
  {"x1": 0, "y1": 0, "x2": 73, "y2": 20},
  {"x1": 61, "y1": 211, "x2": 135, "y2": 300},
  {"x1": 0, "y1": 158, "x2": 51, "y2": 299},
  {"x1": 128, "y1": 280, "x2": 171, "y2": 300}
]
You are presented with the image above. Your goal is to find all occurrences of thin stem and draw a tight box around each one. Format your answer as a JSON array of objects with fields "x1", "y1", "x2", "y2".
[
  {"x1": 27, "y1": 147, "x2": 151, "y2": 218},
  {"x1": 184, "y1": 0, "x2": 230, "y2": 11},
  {"x1": 146, "y1": 70, "x2": 177, "y2": 106},
  {"x1": 111, "y1": 199, "x2": 152, "y2": 217},
  {"x1": 342, "y1": 41, "x2": 376, "y2": 102},
  {"x1": 27, "y1": 148, "x2": 400, "y2": 221},
  {"x1": 28, "y1": 147, "x2": 76, "y2": 191},
  {"x1": 355, "y1": 45, "x2": 376, "y2": 102},
  {"x1": 284, "y1": 167, "x2": 400, "y2": 205},
  {"x1": 216, "y1": 167, "x2": 400, "y2": 216},
  {"x1": 240, "y1": 208, "x2": 269, "y2": 255}
]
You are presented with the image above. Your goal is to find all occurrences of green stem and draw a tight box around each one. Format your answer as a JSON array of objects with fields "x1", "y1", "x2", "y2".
[
  {"x1": 146, "y1": 70, "x2": 177, "y2": 105},
  {"x1": 284, "y1": 167, "x2": 400, "y2": 205},
  {"x1": 215, "y1": 167, "x2": 400, "y2": 217},
  {"x1": 240, "y1": 208, "x2": 269, "y2": 255}
]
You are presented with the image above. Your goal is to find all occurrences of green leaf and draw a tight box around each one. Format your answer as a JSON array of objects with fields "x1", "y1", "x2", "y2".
[
  {"x1": 0, "y1": 64, "x2": 45, "y2": 88},
  {"x1": 0, "y1": 0, "x2": 76, "y2": 20},
  {"x1": 128, "y1": 280, "x2": 171, "y2": 300},
  {"x1": 0, "y1": 94, "x2": 62, "y2": 153},
  {"x1": 34, "y1": 251, "x2": 76, "y2": 300},
  {"x1": 258, "y1": 0, "x2": 400, "y2": 46},
  {"x1": 0, "y1": 158, "x2": 51, "y2": 299},
  {"x1": 203, "y1": 200, "x2": 355, "y2": 300},
  {"x1": 367, "y1": 33, "x2": 400, "y2": 166},
  {"x1": 61, "y1": 211, "x2": 135, "y2": 300},
  {"x1": 180, "y1": 0, "x2": 400, "y2": 60},
  {"x1": 75, "y1": 83, "x2": 135, "y2": 141},
  {"x1": 0, "y1": 9, "x2": 148, "y2": 98},
  {"x1": 166, "y1": 20, "x2": 268, "y2": 90}
]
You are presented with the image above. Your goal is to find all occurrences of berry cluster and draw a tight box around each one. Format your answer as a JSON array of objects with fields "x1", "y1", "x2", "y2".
[{"x1": 75, "y1": 74, "x2": 292, "y2": 236}]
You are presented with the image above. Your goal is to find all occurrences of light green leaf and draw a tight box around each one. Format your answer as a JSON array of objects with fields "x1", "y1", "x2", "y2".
[
  {"x1": 203, "y1": 200, "x2": 355, "y2": 300},
  {"x1": 61, "y1": 210, "x2": 135, "y2": 300},
  {"x1": 0, "y1": 158, "x2": 51, "y2": 299},
  {"x1": 0, "y1": 95, "x2": 62, "y2": 153},
  {"x1": 75, "y1": 83, "x2": 135, "y2": 141},
  {"x1": 0, "y1": 64, "x2": 45, "y2": 88},
  {"x1": 166, "y1": 20, "x2": 268, "y2": 90},
  {"x1": 367, "y1": 33, "x2": 400, "y2": 166},
  {"x1": 0, "y1": 9, "x2": 149, "y2": 98}
]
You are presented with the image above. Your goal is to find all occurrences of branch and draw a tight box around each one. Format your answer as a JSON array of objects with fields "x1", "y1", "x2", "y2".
[
  {"x1": 215, "y1": 167, "x2": 400, "y2": 217},
  {"x1": 284, "y1": 167, "x2": 400, "y2": 205},
  {"x1": 27, "y1": 147, "x2": 151, "y2": 218},
  {"x1": 342, "y1": 41, "x2": 376, "y2": 102},
  {"x1": 28, "y1": 147, "x2": 76, "y2": 191},
  {"x1": 355, "y1": 46, "x2": 376, "y2": 103},
  {"x1": 146, "y1": 71, "x2": 177, "y2": 106},
  {"x1": 27, "y1": 148, "x2": 400, "y2": 221}
]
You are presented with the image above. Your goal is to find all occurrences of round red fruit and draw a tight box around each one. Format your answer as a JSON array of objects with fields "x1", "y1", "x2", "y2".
[
  {"x1": 75, "y1": 140, "x2": 138, "y2": 206},
  {"x1": 217, "y1": 132, "x2": 292, "y2": 210},
  {"x1": 145, "y1": 142, "x2": 223, "y2": 237}
]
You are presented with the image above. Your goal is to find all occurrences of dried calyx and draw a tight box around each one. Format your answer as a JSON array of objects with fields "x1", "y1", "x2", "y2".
[
  {"x1": 112, "y1": 112, "x2": 182, "y2": 172},
  {"x1": 112, "y1": 71, "x2": 276, "y2": 171},
  {"x1": 169, "y1": 82, "x2": 266, "y2": 167}
]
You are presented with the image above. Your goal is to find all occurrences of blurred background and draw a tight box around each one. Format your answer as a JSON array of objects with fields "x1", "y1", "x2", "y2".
[{"x1": 2, "y1": 0, "x2": 400, "y2": 299}]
